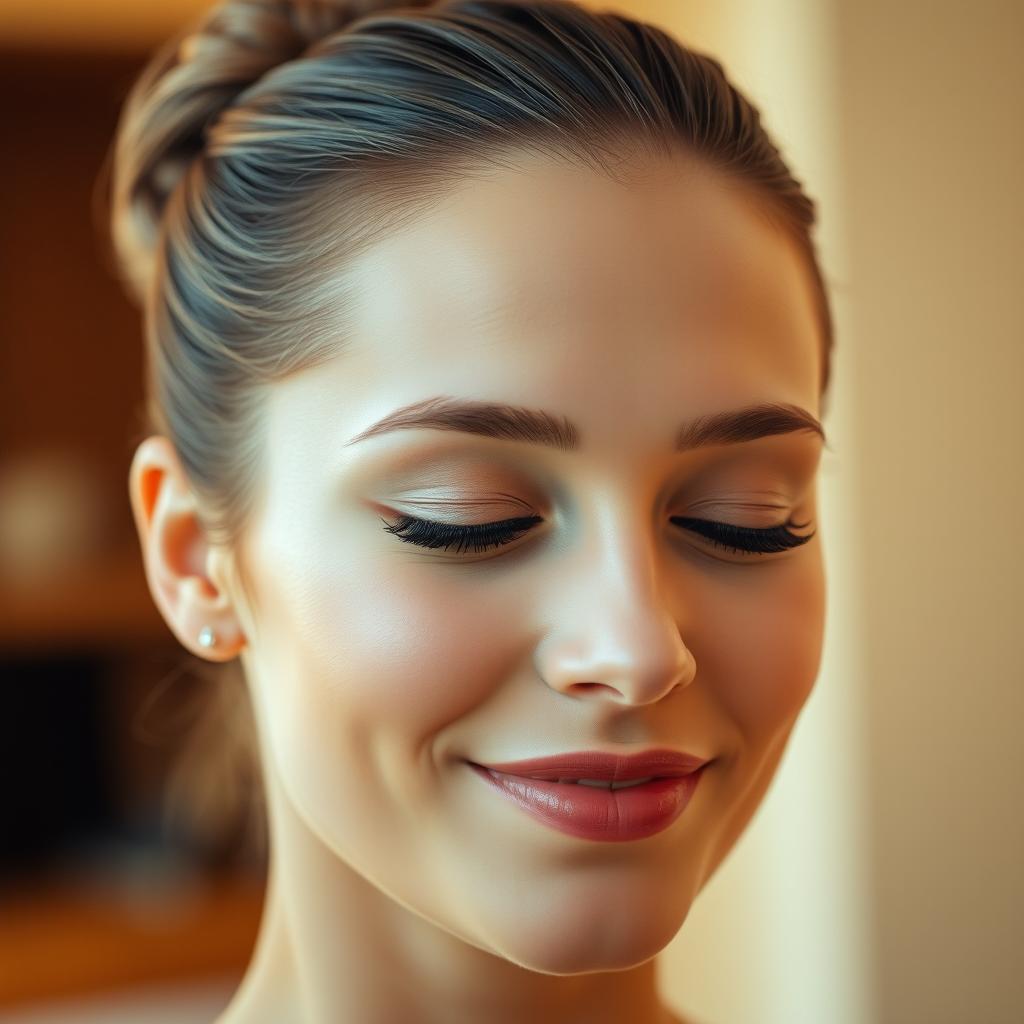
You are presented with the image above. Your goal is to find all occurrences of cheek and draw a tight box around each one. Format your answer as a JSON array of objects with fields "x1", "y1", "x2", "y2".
[
  {"x1": 703, "y1": 551, "x2": 826, "y2": 739},
  {"x1": 253, "y1": 549, "x2": 523, "y2": 775}
]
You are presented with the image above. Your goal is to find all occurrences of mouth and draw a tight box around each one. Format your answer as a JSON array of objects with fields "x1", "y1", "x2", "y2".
[{"x1": 466, "y1": 759, "x2": 711, "y2": 842}]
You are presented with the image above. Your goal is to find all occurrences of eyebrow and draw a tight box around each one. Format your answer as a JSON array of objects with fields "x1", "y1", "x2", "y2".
[{"x1": 344, "y1": 395, "x2": 826, "y2": 452}]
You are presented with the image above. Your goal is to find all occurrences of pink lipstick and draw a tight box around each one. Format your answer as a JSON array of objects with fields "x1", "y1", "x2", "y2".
[{"x1": 468, "y1": 748, "x2": 711, "y2": 842}]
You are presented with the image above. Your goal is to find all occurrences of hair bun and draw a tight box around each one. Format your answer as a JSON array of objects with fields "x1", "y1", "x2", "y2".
[{"x1": 104, "y1": 0, "x2": 433, "y2": 306}]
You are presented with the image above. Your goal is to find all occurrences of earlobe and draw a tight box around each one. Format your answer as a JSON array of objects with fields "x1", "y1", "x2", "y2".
[{"x1": 128, "y1": 435, "x2": 246, "y2": 660}]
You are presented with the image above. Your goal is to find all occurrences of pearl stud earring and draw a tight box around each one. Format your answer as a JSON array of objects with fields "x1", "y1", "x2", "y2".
[{"x1": 198, "y1": 625, "x2": 217, "y2": 649}]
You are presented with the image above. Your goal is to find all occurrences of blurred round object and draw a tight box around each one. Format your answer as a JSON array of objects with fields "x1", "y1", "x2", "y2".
[{"x1": 0, "y1": 449, "x2": 112, "y2": 583}]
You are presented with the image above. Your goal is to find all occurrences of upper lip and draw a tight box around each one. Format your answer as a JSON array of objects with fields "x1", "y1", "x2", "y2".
[{"x1": 470, "y1": 748, "x2": 711, "y2": 781}]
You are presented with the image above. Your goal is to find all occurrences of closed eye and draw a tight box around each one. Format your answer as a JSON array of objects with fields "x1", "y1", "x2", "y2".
[
  {"x1": 379, "y1": 513, "x2": 814, "y2": 557},
  {"x1": 669, "y1": 516, "x2": 815, "y2": 555},
  {"x1": 379, "y1": 513, "x2": 543, "y2": 555}
]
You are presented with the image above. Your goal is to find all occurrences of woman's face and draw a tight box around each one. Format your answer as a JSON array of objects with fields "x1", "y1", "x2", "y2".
[{"x1": 232, "y1": 150, "x2": 826, "y2": 972}]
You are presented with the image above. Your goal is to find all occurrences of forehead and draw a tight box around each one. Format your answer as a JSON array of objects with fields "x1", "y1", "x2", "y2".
[{"x1": 313, "y1": 150, "x2": 821, "y2": 451}]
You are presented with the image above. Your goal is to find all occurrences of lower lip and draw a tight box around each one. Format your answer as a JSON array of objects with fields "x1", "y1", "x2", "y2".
[{"x1": 469, "y1": 763, "x2": 708, "y2": 842}]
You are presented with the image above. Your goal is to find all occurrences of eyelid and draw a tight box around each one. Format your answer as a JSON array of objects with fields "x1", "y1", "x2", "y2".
[{"x1": 387, "y1": 491, "x2": 538, "y2": 518}]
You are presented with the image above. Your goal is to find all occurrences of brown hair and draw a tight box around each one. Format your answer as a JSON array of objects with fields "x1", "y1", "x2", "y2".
[{"x1": 99, "y1": 0, "x2": 835, "y2": 864}]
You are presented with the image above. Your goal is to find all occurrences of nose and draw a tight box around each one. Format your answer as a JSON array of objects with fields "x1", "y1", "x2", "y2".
[{"x1": 533, "y1": 508, "x2": 697, "y2": 706}]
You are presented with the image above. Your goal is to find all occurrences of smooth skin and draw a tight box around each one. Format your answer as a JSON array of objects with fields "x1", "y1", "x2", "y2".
[{"x1": 130, "y1": 148, "x2": 826, "y2": 1024}]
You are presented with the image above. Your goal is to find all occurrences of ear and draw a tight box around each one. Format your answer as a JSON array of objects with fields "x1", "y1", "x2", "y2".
[{"x1": 129, "y1": 435, "x2": 247, "y2": 661}]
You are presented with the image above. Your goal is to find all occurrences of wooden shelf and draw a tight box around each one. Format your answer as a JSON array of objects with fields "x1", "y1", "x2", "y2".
[{"x1": 0, "y1": 868, "x2": 264, "y2": 1010}]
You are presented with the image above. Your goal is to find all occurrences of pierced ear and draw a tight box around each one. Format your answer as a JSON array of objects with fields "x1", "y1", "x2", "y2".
[{"x1": 129, "y1": 435, "x2": 246, "y2": 661}]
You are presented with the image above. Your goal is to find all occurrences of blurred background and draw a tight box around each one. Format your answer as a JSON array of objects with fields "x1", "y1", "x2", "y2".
[{"x1": 0, "y1": 1, "x2": 1020, "y2": 1022}]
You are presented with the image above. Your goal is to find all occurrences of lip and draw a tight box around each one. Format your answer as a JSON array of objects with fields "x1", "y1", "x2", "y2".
[
  {"x1": 472, "y1": 748, "x2": 711, "y2": 781},
  {"x1": 466, "y1": 749, "x2": 712, "y2": 842}
]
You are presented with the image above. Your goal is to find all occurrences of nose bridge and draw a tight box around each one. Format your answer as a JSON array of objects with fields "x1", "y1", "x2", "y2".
[{"x1": 535, "y1": 494, "x2": 696, "y2": 704}]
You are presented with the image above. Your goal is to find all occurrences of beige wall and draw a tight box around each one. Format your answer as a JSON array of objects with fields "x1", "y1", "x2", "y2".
[{"x1": 836, "y1": 2, "x2": 1024, "y2": 1021}]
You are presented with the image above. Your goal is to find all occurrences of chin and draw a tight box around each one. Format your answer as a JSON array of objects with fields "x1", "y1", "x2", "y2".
[{"x1": 479, "y1": 896, "x2": 692, "y2": 976}]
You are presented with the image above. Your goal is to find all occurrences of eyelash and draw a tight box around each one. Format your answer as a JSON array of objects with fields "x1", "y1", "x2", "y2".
[{"x1": 380, "y1": 513, "x2": 815, "y2": 557}]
